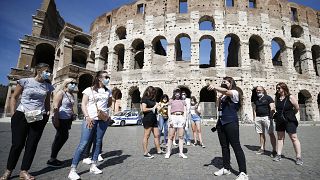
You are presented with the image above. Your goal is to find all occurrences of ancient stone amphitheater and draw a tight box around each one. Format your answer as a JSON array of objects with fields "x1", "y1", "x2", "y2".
[{"x1": 4, "y1": 0, "x2": 320, "y2": 122}]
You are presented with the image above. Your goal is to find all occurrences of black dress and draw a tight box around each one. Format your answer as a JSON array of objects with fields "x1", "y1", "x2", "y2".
[{"x1": 141, "y1": 98, "x2": 157, "y2": 128}]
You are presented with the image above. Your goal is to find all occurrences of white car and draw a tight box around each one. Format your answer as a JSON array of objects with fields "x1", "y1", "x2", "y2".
[{"x1": 111, "y1": 110, "x2": 142, "y2": 126}]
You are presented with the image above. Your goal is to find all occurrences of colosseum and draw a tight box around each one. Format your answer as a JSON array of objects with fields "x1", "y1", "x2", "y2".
[{"x1": 4, "y1": 0, "x2": 320, "y2": 122}]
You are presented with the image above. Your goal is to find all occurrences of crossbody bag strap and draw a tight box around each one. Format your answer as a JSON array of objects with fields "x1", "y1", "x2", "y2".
[
  {"x1": 281, "y1": 96, "x2": 288, "y2": 116},
  {"x1": 90, "y1": 87, "x2": 100, "y2": 112},
  {"x1": 64, "y1": 90, "x2": 74, "y2": 114}
]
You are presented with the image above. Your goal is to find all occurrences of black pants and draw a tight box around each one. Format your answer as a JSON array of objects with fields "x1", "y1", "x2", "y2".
[
  {"x1": 83, "y1": 127, "x2": 102, "y2": 158},
  {"x1": 7, "y1": 111, "x2": 48, "y2": 171},
  {"x1": 50, "y1": 119, "x2": 73, "y2": 159},
  {"x1": 217, "y1": 121, "x2": 247, "y2": 174}
]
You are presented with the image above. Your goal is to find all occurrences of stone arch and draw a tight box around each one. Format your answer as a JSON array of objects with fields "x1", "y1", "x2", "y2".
[
  {"x1": 132, "y1": 38, "x2": 145, "y2": 69},
  {"x1": 199, "y1": 35, "x2": 216, "y2": 68},
  {"x1": 116, "y1": 26, "x2": 127, "y2": 40},
  {"x1": 152, "y1": 36, "x2": 167, "y2": 56},
  {"x1": 199, "y1": 86, "x2": 217, "y2": 119},
  {"x1": 177, "y1": 85, "x2": 191, "y2": 98},
  {"x1": 291, "y1": 25, "x2": 304, "y2": 38},
  {"x1": 114, "y1": 44, "x2": 125, "y2": 71},
  {"x1": 249, "y1": 35, "x2": 264, "y2": 61},
  {"x1": 72, "y1": 50, "x2": 87, "y2": 68},
  {"x1": 199, "y1": 15, "x2": 215, "y2": 31},
  {"x1": 312, "y1": 45, "x2": 320, "y2": 76},
  {"x1": 100, "y1": 46, "x2": 109, "y2": 69},
  {"x1": 78, "y1": 74, "x2": 93, "y2": 101},
  {"x1": 298, "y1": 90, "x2": 313, "y2": 121},
  {"x1": 56, "y1": 48, "x2": 61, "y2": 58},
  {"x1": 155, "y1": 87, "x2": 164, "y2": 103},
  {"x1": 225, "y1": 33, "x2": 241, "y2": 67},
  {"x1": 90, "y1": 51, "x2": 95, "y2": 61},
  {"x1": 175, "y1": 33, "x2": 191, "y2": 62},
  {"x1": 129, "y1": 86, "x2": 141, "y2": 110},
  {"x1": 293, "y1": 42, "x2": 306, "y2": 74},
  {"x1": 74, "y1": 35, "x2": 90, "y2": 47},
  {"x1": 200, "y1": 86, "x2": 216, "y2": 102},
  {"x1": 272, "y1": 37, "x2": 286, "y2": 66},
  {"x1": 31, "y1": 43, "x2": 55, "y2": 70},
  {"x1": 112, "y1": 87, "x2": 122, "y2": 113}
]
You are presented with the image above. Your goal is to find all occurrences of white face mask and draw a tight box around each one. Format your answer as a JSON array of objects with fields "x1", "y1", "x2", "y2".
[
  {"x1": 41, "y1": 71, "x2": 51, "y2": 80},
  {"x1": 257, "y1": 93, "x2": 264, "y2": 98}
]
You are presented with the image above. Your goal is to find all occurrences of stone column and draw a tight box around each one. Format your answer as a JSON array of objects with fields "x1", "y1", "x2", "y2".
[
  {"x1": 166, "y1": 42, "x2": 175, "y2": 70},
  {"x1": 17, "y1": 43, "x2": 35, "y2": 69},
  {"x1": 124, "y1": 48, "x2": 134, "y2": 70},
  {"x1": 190, "y1": 41, "x2": 199, "y2": 71},
  {"x1": 94, "y1": 56, "x2": 105, "y2": 71},
  {"x1": 107, "y1": 50, "x2": 117, "y2": 73},
  {"x1": 143, "y1": 44, "x2": 152, "y2": 71},
  {"x1": 120, "y1": 87, "x2": 129, "y2": 111}
]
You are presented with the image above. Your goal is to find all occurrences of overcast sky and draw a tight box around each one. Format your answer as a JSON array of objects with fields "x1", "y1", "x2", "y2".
[{"x1": 0, "y1": 0, "x2": 319, "y2": 85}]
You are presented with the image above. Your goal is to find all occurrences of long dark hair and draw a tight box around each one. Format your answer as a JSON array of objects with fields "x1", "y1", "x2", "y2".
[
  {"x1": 172, "y1": 88, "x2": 181, "y2": 100},
  {"x1": 222, "y1": 77, "x2": 241, "y2": 109},
  {"x1": 275, "y1": 82, "x2": 290, "y2": 98},
  {"x1": 142, "y1": 86, "x2": 156, "y2": 100},
  {"x1": 160, "y1": 94, "x2": 169, "y2": 103},
  {"x1": 92, "y1": 70, "x2": 109, "y2": 90}
]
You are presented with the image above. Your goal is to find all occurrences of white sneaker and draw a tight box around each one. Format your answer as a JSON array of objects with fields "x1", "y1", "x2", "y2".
[
  {"x1": 179, "y1": 153, "x2": 188, "y2": 159},
  {"x1": 186, "y1": 142, "x2": 191, "y2": 146},
  {"x1": 173, "y1": 141, "x2": 178, "y2": 146},
  {"x1": 82, "y1": 157, "x2": 92, "y2": 165},
  {"x1": 90, "y1": 164, "x2": 103, "y2": 174},
  {"x1": 165, "y1": 153, "x2": 170, "y2": 159},
  {"x1": 98, "y1": 154, "x2": 104, "y2": 162},
  {"x1": 214, "y1": 168, "x2": 231, "y2": 176},
  {"x1": 68, "y1": 169, "x2": 80, "y2": 180},
  {"x1": 235, "y1": 172, "x2": 249, "y2": 180}
]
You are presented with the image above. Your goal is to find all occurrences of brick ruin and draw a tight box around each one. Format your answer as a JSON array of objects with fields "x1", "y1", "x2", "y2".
[{"x1": 4, "y1": 0, "x2": 320, "y2": 122}]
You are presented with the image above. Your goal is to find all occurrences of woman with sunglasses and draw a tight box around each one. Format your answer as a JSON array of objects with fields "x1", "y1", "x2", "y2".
[
  {"x1": 47, "y1": 78, "x2": 77, "y2": 167},
  {"x1": 0, "y1": 63, "x2": 54, "y2": 180},
  {"x1": 68, "y1": 71, "x2": 112, "y2": 180},
  {"x1": 273, "y1": 82, "x2": 303, "y2": 165},
  {"x1": 208, "y1": 77, "x2": 248, "y2": 180}
]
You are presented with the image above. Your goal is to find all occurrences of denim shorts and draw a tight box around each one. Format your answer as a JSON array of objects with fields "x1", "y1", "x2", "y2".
[{"x1": 191, "y1": 114, "x2": 201, "y2": 122}]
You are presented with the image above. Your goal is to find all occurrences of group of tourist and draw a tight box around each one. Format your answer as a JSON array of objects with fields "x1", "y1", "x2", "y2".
[{"x1": 0, "y1": 62, "x2": 303, "y2": 180}]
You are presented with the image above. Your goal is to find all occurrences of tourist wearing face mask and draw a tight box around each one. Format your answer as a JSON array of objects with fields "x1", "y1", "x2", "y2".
[
  {"x1": 0, "y1": 63, "x2": 54, "y2": 180},
  {"x1": 208, "y1": 77, "x2": 248, "y2": 180},
  {"x1": 252, "y1": 86, "x2": 276, "y2": 157},
  {"x1": 68, "y1": 71, "x2": 112, "y2": 180},
  {"x1": 165, "y1": 88, "x2": 188, "y2": 159},
  {"x1": 181, "y1": 91, "x2": 192, "y2": 146},
  {"x1": 190, "y1": 96, "x2": 205, "y2": 148},
  {"x1": 158, "y1": 94, "x2": 169, "y2": 145},
  {"x1": 46, "y1": 78, "x2": 77, "y2": 167}
]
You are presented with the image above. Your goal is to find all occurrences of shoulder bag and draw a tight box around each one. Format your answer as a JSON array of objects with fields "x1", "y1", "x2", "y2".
[{"x1": 91, "y1": 87, "x2": 110, "y2": 121}]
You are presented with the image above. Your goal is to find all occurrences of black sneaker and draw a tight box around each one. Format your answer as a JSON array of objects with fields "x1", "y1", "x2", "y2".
[
  {"x1": 47, "y1": 159, "x2": 63, "y2": 167},
  {"x1": 143, "y1": 153, "x2": 154, "y2": 159},
  {"x1": 273, "y1": 155, "x2": 282, "y2": 162},
  {"x1": 270, "y1": 151, "x2": 277, "y2": 158}
]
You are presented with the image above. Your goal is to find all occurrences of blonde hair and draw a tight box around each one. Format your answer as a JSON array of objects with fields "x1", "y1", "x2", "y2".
[{"x1": 60, "y1": 78, "x2": 76, "y2": 91}]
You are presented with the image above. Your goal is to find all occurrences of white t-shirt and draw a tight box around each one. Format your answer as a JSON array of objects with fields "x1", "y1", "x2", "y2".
[
  {"x1": 221, "y1": 90, "x2": 239, "y2": 103},
  {"x1": 83, "y1": 87, "x2": 112, "y2": 120}
]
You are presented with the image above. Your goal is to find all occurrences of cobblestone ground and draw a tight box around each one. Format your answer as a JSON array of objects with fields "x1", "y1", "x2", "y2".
[{"x1": 0, "y1": 120, "x2": 319, "y2": 180}]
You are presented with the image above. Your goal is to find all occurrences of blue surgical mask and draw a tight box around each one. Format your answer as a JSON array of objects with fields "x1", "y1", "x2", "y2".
[
  {"x1": 41, "y1": 71, "x2": 51, "y2": 80},
  {"x1": 102, "y1": 78, "x2": 110, "y2": 86},
  {"x1": 175, "y1": 93, "x2": 180, "y2": 98},
  {"x1": 67, "y1": 83, "x2": 77, "y2": 91}
]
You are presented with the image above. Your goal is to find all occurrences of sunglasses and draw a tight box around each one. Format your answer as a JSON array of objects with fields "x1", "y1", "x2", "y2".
[
  {"x1": 182, "y1": 93, "x2": 186, "y2": 95},
  {"x1": 69, "y1": 82, "x2": 78, "y2": 85}
]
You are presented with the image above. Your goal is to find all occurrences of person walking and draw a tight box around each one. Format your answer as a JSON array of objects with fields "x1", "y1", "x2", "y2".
[
  {"x1": 47, "y1": 78, "x2": 78, "y2": 167},
  {"x1": 158, "y1": 94, "x2": 169, "y2": 145},
  {"x1": 141, "y1": 86, "x2": 164, "y2": 159},
  {"x1": 165, "y1": 88, "x2": 188, "y2": 159},
  {"x1": 0, "y1": 63, "x2": 54, "y2": 180},
  {"x1": 68, "y1": 71, "x2": 112, "y2": 180},
  {"x1": 208, "y1": 77, "x2": 248, "y2": 180},
  {"x1": 273, "y1": 82, "x2": 303, "y2": 165},
  {"x1": 190, "y1": 96, "x2": 205, "y2": 148},
  {"x1": 252, "y1": 86, "x2": 277, "y2": 157}
]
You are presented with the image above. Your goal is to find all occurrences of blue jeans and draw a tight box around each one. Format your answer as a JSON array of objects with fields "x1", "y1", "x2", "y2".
[
  {"x1": 71, "y1": 120, "x2": 108, "y2": 167},
  {"x1": 158, "y1": 115, "x2": 168, "y2": 144},
  {"x1": 184, "y1": 127, "x2": 191, "y2": 143}
]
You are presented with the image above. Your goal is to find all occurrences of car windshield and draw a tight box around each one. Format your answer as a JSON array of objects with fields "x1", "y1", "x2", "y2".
[{"x1": 114, "y1": 112, "x2": 126, "y2": 116}]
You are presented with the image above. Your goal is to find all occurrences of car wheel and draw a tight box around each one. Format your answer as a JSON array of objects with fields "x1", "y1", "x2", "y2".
[
  {"x1": 120, "y1": 120, "x2": 125, "y2": 126},
  {"x1": 137, "y1": 120, "x2": 142, "y2": 125}
]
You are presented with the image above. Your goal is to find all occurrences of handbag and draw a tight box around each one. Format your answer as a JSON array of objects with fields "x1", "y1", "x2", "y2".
[
  {"x1": 21, "y1": 106, "x2": 43, "y2": 123},
  {"x1": 91, "y1": 87, "x2": 110, "y2": 121}
]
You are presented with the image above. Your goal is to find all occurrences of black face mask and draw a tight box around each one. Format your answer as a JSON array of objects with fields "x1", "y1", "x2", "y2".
[{"x1": 220, "y1": 83, "x2": 228, "y2": 89}]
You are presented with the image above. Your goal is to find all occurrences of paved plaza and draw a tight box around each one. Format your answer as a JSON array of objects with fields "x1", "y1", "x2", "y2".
[{"x1": 0, "y1": 118, "x2": 319, "y2": 180}]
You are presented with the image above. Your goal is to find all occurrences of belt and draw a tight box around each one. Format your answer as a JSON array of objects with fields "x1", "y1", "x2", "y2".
[{"x1": 171, "y1": 112, "x2": 184, "y2": 115}]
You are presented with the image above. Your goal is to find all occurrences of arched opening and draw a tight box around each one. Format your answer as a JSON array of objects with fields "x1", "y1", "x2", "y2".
[
  {"x1": 272, "y1": 37, "x2": 286, "y2": 66},
  {"x1": 177, "y1": 85, "x2": 191, "y2": 98},
  {"x1": 249, "y1": 35, "x2": 264, "y2": 61},
  {"x1": 114, "y1": 44, "x2": 125, "y2": 71},
  {"x1": 200, "y1": 86, "x2": 217, "y2": 119},
  {"x1": 312, "y1": 45, "x2": 320, "y2": 76},
  {"x1": 175, "y1": 33, "x2": 191, "y2": 62},
  {"x1": 129, "y1": 86, "x2": 141, "y2": 111},
  {"x1": 199, "y1": 16, "x2": 215, "y2": 31},
  {"x1": 199, "y1": 35, "x2": 216, "y2": 68},
  {"x1": 90, "y1": 51, "x2": 95, "y2": 61},
  {"x1": 291, "y1": 25, "x2": 304, "y2": 38},
  {"x1": 155, "y1": 87, "x2": 164, "y2": 103},
  {"x1": 116, "y1": 26, "x2": 127, "y2": 40},
  {"x1": 225, "y1": 34, "x2": 240, "y2": 67},
  {"x1": 152, "y1": 36, "x2": 167, "y2": 56},
  {"x1": 72, "y1": 50, "x2": 87, "y2": 68},
  {"x1": 74, "y1": 35, "x2": 90, "y2": 48},
  {"x1": 56, "y1": 49, "x2": 61, "y2": 58},
  {"x1": 293, "y1": 42, "x2": 306, "y2": 74},
  {"x1": 298, "y1": 90, "x2": 312, "y2": 121},
  {"x1": 78, "y1": 74, "x2": 93, "y2": 102},
  {"x1": 31, "y1": 43, "x2": 55, "y2": 70},
  {"x1": 100, "y1": 46, "x2": 109, "y2": 69},
  {"x1": 112, "y1": 87, "x2": 122, "y2": 113},
  {"x1": 132, "y1": 39, "x2": 145, "y2": 69}
]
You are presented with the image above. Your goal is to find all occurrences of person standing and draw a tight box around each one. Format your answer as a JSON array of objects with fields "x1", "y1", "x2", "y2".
[
  {"x1": 208, "y1": 77, "x2": 248, "y2": 180},
  {"x1": 273, "y1": 82, "x2": 303, "y2": 165},
  {"x1": 141, "y1": 86, "x2": 163, "y2": 159},
  {"x1": 181, "y1": 91, "x2": 191, "y2": 146},
  {"x1": 68, "y1": 71, "x2": 112, "y2": 180},
  {"x1": 190, "y1": 96, "x2": 205, "y2": 148},
  {"x1": 0, "y1": 63, "x2": 54, "y2": 180},
  {"x1": 165, "y1": 88, "x2": 188, "y2": 159},
  {"x1": 158, "y1": 94, "x2": 169, "y2": 145},
  {"x1": 47, "y1": 78, "x2": 78, "y2": 167},
  {"x1": 252, "y1": 86, "x2": 277, "y2": 157}
]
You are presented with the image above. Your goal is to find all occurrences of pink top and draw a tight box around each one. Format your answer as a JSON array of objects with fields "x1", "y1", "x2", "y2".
[{"x1": 169, "y1": 99, "x2": 186, "y2": 113}]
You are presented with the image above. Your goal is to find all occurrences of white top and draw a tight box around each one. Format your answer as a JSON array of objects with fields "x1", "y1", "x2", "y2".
[
  {"x1": 221, "y1": 90, "x2": 239, "y2": 103},
  {"x1": 83, "y1": 87, "x2": 112, "y2": 120}
]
